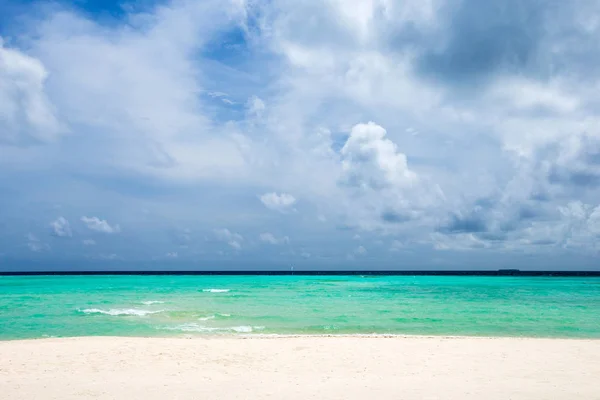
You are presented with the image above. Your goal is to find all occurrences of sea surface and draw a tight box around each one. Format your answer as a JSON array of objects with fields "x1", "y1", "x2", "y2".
[{"x1": 1, "y1": 275, "x2": 599, "y2": 340}]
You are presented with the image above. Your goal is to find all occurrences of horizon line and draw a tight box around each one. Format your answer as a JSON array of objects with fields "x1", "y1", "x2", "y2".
[{"x1": 1, "y1": 270, "x2": 600, "y2": 277}]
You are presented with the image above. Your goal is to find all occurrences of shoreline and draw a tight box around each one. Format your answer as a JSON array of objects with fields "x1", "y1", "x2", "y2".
[
  {"x1": 3, "y1": 332, "x2": 600, "y2": 342},
  {"x1": 2, "y1": 336, "x2": 599, "y2": 399}
]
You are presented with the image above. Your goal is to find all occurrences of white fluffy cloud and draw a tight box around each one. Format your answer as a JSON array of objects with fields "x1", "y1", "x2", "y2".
[
  {"x1": 259, "y1": 232, "x2": 290, "y2": 245},
  {"x1": 247, "y1": 96, "x2": 265, "y2": 117},
  {"x1": 214, "y1": 228, "x2": 243, "y2": 250},
  {"x1": 354, "y1": 245, "x2": 367, "y2": 255},
  {"x1": 1, "y1": 1, "x2": 253, "y2": 184},
  {"x1": 0, "y1": 40, "x2": 62, "y2": 145},
  {"x1": 340, "y1": 122, "x2": 417, "y2": 190},
  {"x1": 81, "y1": 216, "x2": 121, "y2": 234},
  {"x1": 259, "y1": 192, "x2": 297, "y2": 213},
  {"x1": 50, "y1": 217, "x2": 72, "y2": 237},
  {"x1": 330, "y1": 122, "x2": 446, "y2": 232}
]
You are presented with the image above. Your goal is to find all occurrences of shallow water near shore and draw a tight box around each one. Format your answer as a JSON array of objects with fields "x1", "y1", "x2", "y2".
[{"x1": 1, "y1": 275, "x2": 599, "y2": 340}]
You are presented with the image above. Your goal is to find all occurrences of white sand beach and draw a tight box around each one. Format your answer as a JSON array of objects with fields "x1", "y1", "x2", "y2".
[{"x1": 1, "y1": 336, "x2": 599, "y2": 399}]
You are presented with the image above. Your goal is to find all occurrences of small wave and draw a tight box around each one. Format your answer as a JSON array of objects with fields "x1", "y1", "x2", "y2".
[
  {"x1": 202, "y1": 289, "x2": 230, "y2": 293},
  {"x1": 79, "y1": 308, "x2": 163, "y2": 316},
  {"x1": 141, "y1": 301, "x2": 165, "y2": 305},
  {"x1": 199, "y1": 313, "x2": 231, "y2": 321},
  {"x1": 162, "y1": 323, "x2": 264, "y2": 333},
  {"x1": 232, "y1": 326, "x2": 264, "y2": 333}
]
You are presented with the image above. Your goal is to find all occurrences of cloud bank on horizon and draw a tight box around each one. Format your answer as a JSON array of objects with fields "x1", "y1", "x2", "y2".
[{"x1": 1, "y1": 0, "x2": 599, "y2": 270}]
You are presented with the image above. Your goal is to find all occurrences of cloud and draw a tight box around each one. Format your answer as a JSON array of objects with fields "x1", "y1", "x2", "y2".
[
  {"x1": 347, "y1": 244, "x2": 367, "y2": 260},
  {"x1": 554, "y1": 201, "x2": 600, "y2": 250},
  {"x1": 0, "y1": 40, "x2": 63, "y2": 145},
  {"x1": 214, "y1": 228, "x2": 243, "y2": 250},
  {"x1": 334, "y1": 122, "x2": 445, "y2": 231},
  {"x1": 439, "y1": 211, "x2": 487, "y2": 234},
  {"x1": 354, "y1": 245, "x2": 367, "y2": 255},
  {"x1": 380, "y1": 210, "x2": 412, "y2": 224},
  {"x1": 431, "y1": 232, "x2": 491, "y2": 251},
  {"x1": 50, "y1": 216, "x2": 72, "y2": 237},
  {"x1": 390, "y1": 240, "x2": 405, "y2": 252},
  {"x1": 340, "y1": 122, "x2": 417, "y2": 190},
  {"x1": 81, "y1": 216, "x2": 121, "y2": 234},
  {"x1": 247, "y1": 96, "x2": 265, "y2": 116},
  {"x1": 170, "y1": 228, "x2": 192, "y2": 246},
  {"x1": 2, "y1": 0, "x2": 600, "y2": 267},
  {"x1": 259, "y1": 192, "x2": 297, "y2": 213},
  {"x1": 26, "y1": 233, "x2": 49, "y2": 252},
  {"x1": 545, "y1": 134, "x2": 600, "y2": 188},
  {"x1": 166, "y1": 251, "x2": 178, "y2": 258},
  {"x1": 1, "y1": 1, "x2": 252, "y2": 185},
  {"x1": 82, "y1": 239, "x2": 96, "y2": 246},
  {"x1": 417, "y1": 0, "x2": 544, "y2": 85},
  {"x1": 259, "y1": 232, "x2": 290, "y2": 245}
]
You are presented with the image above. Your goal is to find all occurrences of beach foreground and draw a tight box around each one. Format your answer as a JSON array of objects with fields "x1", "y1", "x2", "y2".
[{"x1": 1, "y1": 336, "x2": 599, "y2": 399}]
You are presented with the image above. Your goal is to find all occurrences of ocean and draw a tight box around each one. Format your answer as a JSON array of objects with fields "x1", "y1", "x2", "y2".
[{"x1": 1, "y1": 275, "x2": 599, "y2": 340}]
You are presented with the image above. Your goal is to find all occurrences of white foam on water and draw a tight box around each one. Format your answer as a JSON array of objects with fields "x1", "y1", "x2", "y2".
[
  {"x1": 199, "y1": 313, "x2": 232, "y2": 321},
  {"x1": 141, "y1": 301, "x2": 165, "y2": 305},
  {"x1": 202, "y1": 289, "x2": 231, "y2": 293},
  {"x1": 162, "y1": 324, "x2": 220, "y2": 333},
  {"x1": 80, "y1": 308, "x2": 163, "y2": 316},
  {"x1": 231, "y1": 326, "x2": 253, "y2": 333},
  {"x1": 232, "y1": 326, "x2": 265, "y2": 333},
  {"x1": 162, "y1": 324, "x2": 264, "y2": 333},
  {"x1": 170, "y1": 324, "x2": 220, "y2": 332}
]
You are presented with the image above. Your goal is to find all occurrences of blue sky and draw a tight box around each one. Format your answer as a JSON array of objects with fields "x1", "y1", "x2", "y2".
[{"x1": 1, "y1": 0, "x2": 600, "y2": 270}]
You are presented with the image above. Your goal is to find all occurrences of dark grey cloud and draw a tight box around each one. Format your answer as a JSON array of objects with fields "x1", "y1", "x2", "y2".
[
  {"x1": 335, "y1": 224, "x2": 355, "y2": 232},
  {"x1": 380, "y1": 210, "x2": 411, "y2": 224},
  {"x1": 438, "y1": 195, "x2": 551, "y2": 241},
  {"x1": 476, "y1": 232, "x2": 508, "y2": 241},
  {"x1": 439, "y1": 211, "x2": 487, "y2": 233},
  {"x1": 530, "y1": 238, "x2": 556, "y2": 246},
  {"x1": 413, "y1": 0, "x2": 600, "y2": 94},
  {"x1": 418, "y1": 0, "x2": 546, "y2": 85},
  {"x1": 549, "y1": 169, "x2": 600, "y2": 188},
  {"x1": 543, "y1": 135, "x2": 600, "y2": 189},
  {"x1": 518, "y1": 205, "x2": 539, "y2": 220},
  {"x1": 578, "y1": 136, "x2": 600, "y2": 166},
  {"x1": 530, "y1": 191, "x2": 551, "y2": 202}
]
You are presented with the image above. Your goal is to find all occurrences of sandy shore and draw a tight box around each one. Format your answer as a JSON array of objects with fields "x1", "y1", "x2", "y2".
[{"x1": 1, "y1": 336, "x2": 599, "y2": 399}]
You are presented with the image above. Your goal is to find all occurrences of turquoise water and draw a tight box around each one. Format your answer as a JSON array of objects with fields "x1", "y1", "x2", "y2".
[{"x1": 1, "y1": 275, "x2": 599, "y2": 340}]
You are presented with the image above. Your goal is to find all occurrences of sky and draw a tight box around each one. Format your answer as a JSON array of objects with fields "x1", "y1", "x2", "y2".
[{"x1": 1, "y1": 0, "x2": 600, "y2": 271}]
